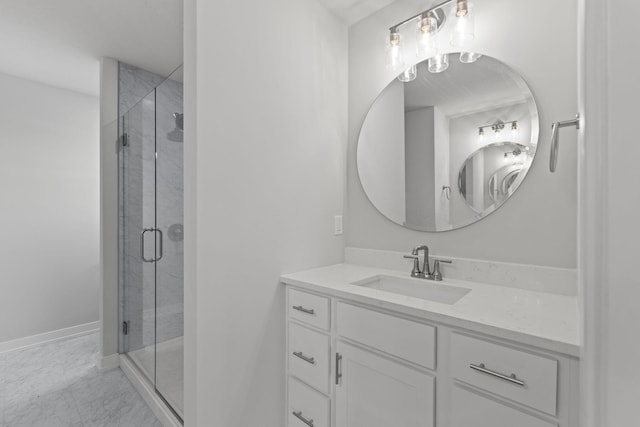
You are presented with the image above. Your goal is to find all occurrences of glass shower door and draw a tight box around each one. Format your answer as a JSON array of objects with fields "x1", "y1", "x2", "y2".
[
  {"x1": 121, "y1": 90, "x2": 157, "y2": 384},
  {"x1": 154, "y1": 67, "x2": 184, "y2": 418},
  {"x1": 120, "y1": 66, "x2": 184, "y2": 421}
]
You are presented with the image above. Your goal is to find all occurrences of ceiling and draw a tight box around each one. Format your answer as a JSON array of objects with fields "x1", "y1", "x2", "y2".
[
  {"x1": 0, "y1": 0, "x2": 392, "y2": 97},
  {"x1": 318, "y1": 0, "x2": 396, "y2": 25},
  {"x1": 0, "y1": 0, "x2": 183, "y2": 96},
  {"x1": 403, "y1": 56, "x2": 532, "y2": 117}
]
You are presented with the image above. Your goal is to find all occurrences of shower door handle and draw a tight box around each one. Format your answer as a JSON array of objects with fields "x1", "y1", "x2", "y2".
[
  {"x1": 140, "y1": 228, "x2": 156, "y2": 263},
  {"x1": 155, "y1": 228, "x2": 163, "y2": 262}
]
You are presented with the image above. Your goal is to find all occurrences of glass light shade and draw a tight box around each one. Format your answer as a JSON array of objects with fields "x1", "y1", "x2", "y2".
[
  {"x1": 511, "y1": 122, "x2": 519, "y2": 138},
  {"x1": 398, "y1": 65, "x2": 417, "y2": 82},
  {"x1": 385, "y1": 32, "x2": 404, "y2": 71},
  {"x1": 428, "y1": 54, "x2": 449, "y2": 73},
  {"x1": 451, "y1": 3, "x2": 475, "y2": 47},
  {"x1": 460, "y1": 52, "x2": 482, "y2": 63},
  {"x1": 416, "y1": 15, "x2": 438, "y2": 58}
]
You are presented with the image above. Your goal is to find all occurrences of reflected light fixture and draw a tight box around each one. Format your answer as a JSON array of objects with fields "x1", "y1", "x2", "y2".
[
  {"x1": 385, "y1": 29, "x2": 404, "y2": 72},
  {"x1": 511, "y1": 122, "x2": 519, "y2": 137},
  {"x1": 398, "y1": 64, "x2": 418, "y2": 82},
  {"x1": 386, "y1": 0, "x2": 479, "y2": 81},
  {"x1": 460, "y1": 52, "x2": 482, "y2": 63},
  {"x1": 428, "y1": 54, "x2": 450, "y2": 73},
  {"x1": 478, "y1": 128, "x2": 485, "y2": 143},
  {"x1": 477, "y1": 119, "x2": 519, "y2": 142}
]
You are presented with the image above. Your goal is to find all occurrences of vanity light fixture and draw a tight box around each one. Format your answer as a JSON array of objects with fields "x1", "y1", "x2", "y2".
[
  {"x1": 385, "y1": 29, "x2": 404, "y2": 72},
  {"x1": 478, "y1": 119, "x2": 518, "y2": 141},
  {"x1": 416, "y1": 12, "x2": 438, "y2": 58},
  {"x1": 398, "y1": 64, "x2": 418, "y2": 82},
  {"x1": 428, "y1": 53, "x2": 450, "y2": 73},
  {"x1": 387, "y1": 0, "x2": 478, "y2": 81},
  {"x1": 451, "y1": 0, "x2": 475, "y2": 47}
]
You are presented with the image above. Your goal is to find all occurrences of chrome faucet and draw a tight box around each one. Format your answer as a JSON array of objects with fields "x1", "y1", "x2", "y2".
[{"x1": 404, "y1": 246, "x2": 452, "y2": 280}]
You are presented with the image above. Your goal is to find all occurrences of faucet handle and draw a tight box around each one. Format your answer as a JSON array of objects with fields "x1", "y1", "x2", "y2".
[
  {"x1": 403, "y1": 254, "x2": 422, "y2": 277},
  {"x1": 432, "y1": 259, "x2": 452, "y2": 281}
]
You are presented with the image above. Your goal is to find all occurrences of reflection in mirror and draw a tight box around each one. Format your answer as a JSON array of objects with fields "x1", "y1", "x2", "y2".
[
  {"x1": 458, "y1": 142, "x2": 531, "y2": 214},
  {"x1": 357, "y1": 54, "x2": 539, "y2": 232}
]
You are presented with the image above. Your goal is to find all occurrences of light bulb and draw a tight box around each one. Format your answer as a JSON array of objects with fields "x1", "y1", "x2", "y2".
[
  {"x1": 494, "y1": 128, "x2": 501, "y2": 140},
  {"x1": 398, "y1": 64, "x2": 417, "y2": 82},
  {"x1": 460, "y1": 52, "x2": 482, "y2": 63},
  {"x1": 478, "y1": 128, "x2": 485, "y2": 144},
  {"x1": 428, "y1": 53, "x2": 449, "y2": 73},
  {"x1": 416, "y1": 13, "x2": 438, "y2": 58},
  {"x1": 451, "y1": 1, "x2": 475, "y2": 47},
  {"x1": 385, "y1": 30, "x2": 404, "y2": 71}
]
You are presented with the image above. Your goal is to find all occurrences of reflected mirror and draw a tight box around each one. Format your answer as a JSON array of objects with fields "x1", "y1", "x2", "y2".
[{"x1": 357, "y1": 53, "x2": 539, "y2": 231}]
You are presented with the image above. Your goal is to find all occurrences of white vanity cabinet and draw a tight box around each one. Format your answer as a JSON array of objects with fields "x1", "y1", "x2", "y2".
[
  {"x1": 334, "y1": 341, "x2": 435, "y2": 427},
  {"x1": 285, "y1": 286, "x2": 579, "y2": 427}
]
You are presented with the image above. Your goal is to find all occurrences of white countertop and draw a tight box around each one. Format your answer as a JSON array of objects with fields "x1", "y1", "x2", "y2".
[{"x1": 280, "y1": 263, "x2": 580, "y2": 357}]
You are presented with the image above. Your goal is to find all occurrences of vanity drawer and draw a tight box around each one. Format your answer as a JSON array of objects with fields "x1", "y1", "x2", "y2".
[
  {"x1": 451, "y1": 386, "x2": 557, "y2": 427},
  {"x1": 288, "y1": 376, "x2": 330, "y2": 427},
  {"x1": 450, "y1": 333, "x2": 558, "y2": 415},
  {"x1": 336, "y1": 302, "x2": 436, "y2": 369},
  {"x1": 289, "y1": 288, "x2": 330, "y2": 331},
  {"x1": 288, "y1": 322, "x2": 331, "y2": 394}
]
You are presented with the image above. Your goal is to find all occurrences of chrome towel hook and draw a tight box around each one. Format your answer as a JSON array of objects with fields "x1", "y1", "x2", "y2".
[{"x1": 550, "y1": 113, "x2": 580, "y2": 173}]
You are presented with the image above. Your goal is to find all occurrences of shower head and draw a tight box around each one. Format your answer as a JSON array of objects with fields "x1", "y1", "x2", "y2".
[
  {"x1": 174, "y1": 113, "x2": 184, "y2": 131},
  {"x1": 167, "y1": 112, "x2": 184, "y2": 142}
]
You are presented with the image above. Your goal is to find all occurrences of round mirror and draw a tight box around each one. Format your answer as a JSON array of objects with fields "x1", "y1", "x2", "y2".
[{"x1": 357, "y1": 53, "x2": 539, "y2": 231}]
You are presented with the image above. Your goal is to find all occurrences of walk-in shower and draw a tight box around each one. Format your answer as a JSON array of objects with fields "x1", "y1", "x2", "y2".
[{"x1": 118, "y1": 64, "x2": 184, "y2": 421}]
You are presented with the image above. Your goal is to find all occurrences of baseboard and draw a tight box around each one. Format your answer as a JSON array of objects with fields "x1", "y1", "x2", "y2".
[
  {"x1": 98, "y1": 353, "x2": 120, "y2": 371},
  {"x1": 0, "y1": 321, "x2": 100, "y2": 354},
  {"x1": 120, "y1": 354, "x2": 182, "y2": 427}
]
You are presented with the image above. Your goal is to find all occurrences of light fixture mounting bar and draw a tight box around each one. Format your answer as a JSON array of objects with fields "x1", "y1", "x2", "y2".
[{"x1": 388, "y1": 0, "x2": 455, "y2": 31}]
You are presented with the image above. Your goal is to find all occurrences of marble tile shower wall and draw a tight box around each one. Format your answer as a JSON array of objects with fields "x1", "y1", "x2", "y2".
[{"x1": 118, "y1": 63, "x2": 184, "y2": 354}]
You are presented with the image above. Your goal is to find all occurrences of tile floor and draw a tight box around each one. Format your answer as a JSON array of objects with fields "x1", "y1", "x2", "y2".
[{"x1": 0, "y1": 333, "x2": 161, "y2": 427}]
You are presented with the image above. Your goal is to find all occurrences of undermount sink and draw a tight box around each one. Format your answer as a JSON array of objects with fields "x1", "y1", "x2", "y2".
[{"x1": 352, "y1": 275, "x2": 471, "y2": 305}]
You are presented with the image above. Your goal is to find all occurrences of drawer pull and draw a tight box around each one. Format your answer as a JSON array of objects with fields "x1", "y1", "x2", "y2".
[
  {"x1": 292, "y1": 411, "x2": 314, "y2": 427},
  {"x1": 293, "y1": 305, "x2": 315, "y2": 315},
  {"x1": 293, "y1": 351, "x2": 316, "y2": 365},
  {"x1": 470, "y1": 363, "x2": 525, "y2": 386}
]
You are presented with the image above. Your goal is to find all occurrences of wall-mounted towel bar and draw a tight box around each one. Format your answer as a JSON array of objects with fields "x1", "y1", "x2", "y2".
[{"x1": 550, "y1": 114, "x2": 580, "y2": 173}]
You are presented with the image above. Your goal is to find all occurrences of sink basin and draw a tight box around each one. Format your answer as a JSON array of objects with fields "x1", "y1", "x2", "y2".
[{"x1": 352, "y1": 275, "x2": 470, "y2": 305}]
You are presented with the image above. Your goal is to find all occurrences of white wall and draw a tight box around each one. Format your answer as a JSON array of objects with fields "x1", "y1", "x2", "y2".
[
  {"x1": 600, "y1": 1, "x2": 640, "y2": 424},
  {"x1": 99, "y1": 57, "x2": 120, "y2": 361},
  {"x1": 348, "y1": 0, "x2": 578, "y2": 268},
  {"x1": 0, "y1": 72, "x2": 100, "y2": 343},
  {"x1": 184, "y1": 0, "x2": 347, "y2": 425}
]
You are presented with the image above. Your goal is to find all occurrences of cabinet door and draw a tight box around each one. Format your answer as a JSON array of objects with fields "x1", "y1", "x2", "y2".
[
  {"x1": 451, "y1": 386, "x2": 557, "y2": 427},
  {"x1": 335, "y1": 341, "x2": 435, "y2": 427}
]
